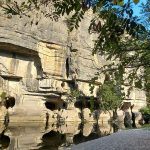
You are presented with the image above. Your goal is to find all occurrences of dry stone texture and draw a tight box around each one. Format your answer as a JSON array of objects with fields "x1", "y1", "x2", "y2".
[{"x1": 0, "y1": 2, "x2": 146, "y2": 123}]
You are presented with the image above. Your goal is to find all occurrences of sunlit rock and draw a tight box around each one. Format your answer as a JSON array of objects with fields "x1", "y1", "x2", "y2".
[
  {"x1": 0, "y1": 106, "x2": 7, "y2": 121},
  {"x1": 99, "y1": 111, "x2": 112, "y2": 125},
  {"x1": 83, "y1": 123, "x2": 93, "y2": 137},
  {"x1": 83, "y1": 108, "x2": 94, "y2": 122},
  {"x1": 0, "y1": 1, "x2": 146, "y2": 123}
]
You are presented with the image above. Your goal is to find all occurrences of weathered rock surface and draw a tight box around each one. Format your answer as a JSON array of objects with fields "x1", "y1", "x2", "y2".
[{"x1": 0, "y1": 1, "x2": 146, "y2": 123}]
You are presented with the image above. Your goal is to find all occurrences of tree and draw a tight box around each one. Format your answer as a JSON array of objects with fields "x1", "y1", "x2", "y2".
[
  {"x1": 141, "y1": 0, "x2": 150, "y2": 29},
  {"x1": 98, "y1": 77, "x2": 123, "y2": 119}
]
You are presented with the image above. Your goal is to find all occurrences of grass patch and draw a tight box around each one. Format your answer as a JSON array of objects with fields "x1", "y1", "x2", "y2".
[{"x1": 141, "y1": 124, "x2": 150, "y2": 129}]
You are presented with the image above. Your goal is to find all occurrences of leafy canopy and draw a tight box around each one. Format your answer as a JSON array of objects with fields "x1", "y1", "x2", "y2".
[{"x1": 98, "y1": 79, "x2": 122, "y2": 112}]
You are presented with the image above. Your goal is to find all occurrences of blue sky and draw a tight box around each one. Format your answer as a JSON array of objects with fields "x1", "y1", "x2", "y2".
[{"x1": 131, "y1": 0, "x2": 147, "y2": 16}]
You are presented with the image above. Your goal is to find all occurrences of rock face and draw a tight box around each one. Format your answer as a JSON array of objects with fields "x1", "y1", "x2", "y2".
[{"x1": 0, "y1": 2, "x2": 146, "y2": 123}]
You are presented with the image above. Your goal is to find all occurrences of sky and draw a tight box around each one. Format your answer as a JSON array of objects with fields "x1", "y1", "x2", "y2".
[{"x1": 131, "y1": 0, "x2": 147, "y2": 16}]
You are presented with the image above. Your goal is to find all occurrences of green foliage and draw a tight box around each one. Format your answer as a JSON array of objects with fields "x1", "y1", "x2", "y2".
[
  {"x1": 54, "y1": 0, "x2": 85, "y2": 31},
  {"x1": 70, "y1": 89, "x2": 81, "y2": 98},
  {"x1": 141, "y1": 0, "x2": 150, "y2": 29},
  {"x1": 66, "y1": 10, "x2": 85, "y2": 31},
  {"x1": 139, "y1": 106, "x2": 150, "y2": 115},
  {"x1": 140, "y1": 124, "x2": 150, "y2": 128},
  {"x1": 54, "y1": 0, "x2": 81, "y2": 15},
  {"x1": 112, "y1": 0, "x2": 139, "y2": 5},
  {"x1": 97, "y1": 77, "x2": 123, "y2": 112},
  {"x1": 0, "y1": 91, "x2": 6, "y2": 100},
  {"x1": 90, "y1": 96, "x2": 94, "y2": 112},
  {"x1": 135, "y1": 79, "x2": 142, "y2": 89},
  {"x1": 143, "y1": 67, "x2": 150, "y2": 106},
  {"x1": 146, "y1": 92, "x2": 150, "y2": 107},
  {"x1": 144, "y1": 68, "x2": 150, "y2": 85}
]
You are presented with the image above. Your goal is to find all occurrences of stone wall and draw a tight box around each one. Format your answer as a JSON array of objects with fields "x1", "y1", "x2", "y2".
[{"x1": 0, "y1": 2, "x2": 146, "y2": 123}]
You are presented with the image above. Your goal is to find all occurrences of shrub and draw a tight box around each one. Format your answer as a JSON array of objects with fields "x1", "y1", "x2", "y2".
[
  {"x1": 139, "y1": 106, "x2": 150, "y2": 115},
  {"x1": 139, "y1": 106, "x2": 150, "y2": 124}
]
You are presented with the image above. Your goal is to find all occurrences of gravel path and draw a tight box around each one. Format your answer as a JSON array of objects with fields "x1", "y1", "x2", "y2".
[{"x1": 72, "y1": 129, "x2": 150, "y2": 150}]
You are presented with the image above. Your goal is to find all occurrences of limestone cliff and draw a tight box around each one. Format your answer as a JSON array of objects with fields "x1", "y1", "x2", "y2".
[{"x1": 0, "y1": 2, "x2": 146, "y2": 123}]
